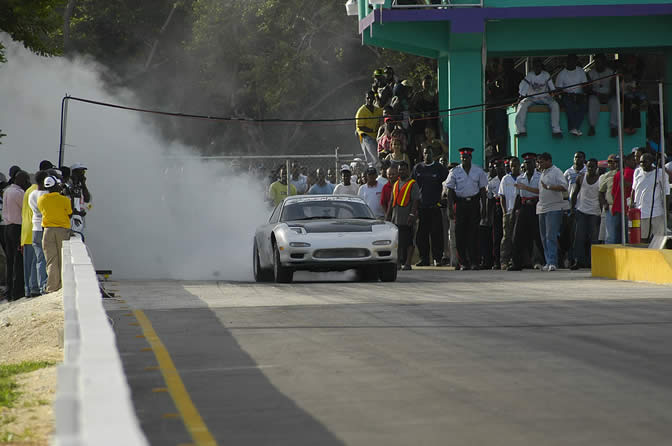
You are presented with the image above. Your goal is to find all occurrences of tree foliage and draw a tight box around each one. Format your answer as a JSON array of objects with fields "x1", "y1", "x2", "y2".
[{"x1": 0, "y1": 0, "x2": 64, "y2": 62}]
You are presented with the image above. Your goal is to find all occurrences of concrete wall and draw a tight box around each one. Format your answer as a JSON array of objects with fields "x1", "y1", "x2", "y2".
[{"x1": 52, "y1": 237, "x2": 148, "y2": 446}]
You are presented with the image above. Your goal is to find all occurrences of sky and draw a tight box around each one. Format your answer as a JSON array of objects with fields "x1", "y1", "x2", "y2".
[{"x1": 0, "y1": 35, "x2": 270, "y2": 280}]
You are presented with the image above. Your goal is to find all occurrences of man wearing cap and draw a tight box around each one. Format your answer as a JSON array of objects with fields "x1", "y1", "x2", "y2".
[
  {"x1": 536, "y1": 152, "x2": 570, "y2": 271},
  {"x1": 69, "y1": 163, "x2": 91, "y2": 239},
  {"x1": 515, "y1": 58, "x2": 563, "y2": 138},
  {"x1": 37, "y1": 176, "x2": 72, "y2": 292},
  {"x1": 498, "y1": 157, "x2": 522, "y2": 269},
  {"x1": 333, "y1": 165, "x2": 359, "y2": 196},
  {"x1": 355, "y1": 91, "x2": 383, "y2": 168},
  {"x1": 598, "y1": 154, "x2": 618, "y2": 243},
  {"x1": 508, "y1": 153, "x2": 545, "y2": 271},
  {"x1": 358, "y1": 167, "x2": 385, "y2": 218},
  {"x1": 28, "y1": 171, "x2": 49, "y2": 295},
  {"x1": 386, "y1": 161, "x2": 420, "y2": 271},
  {"x1": 412, "y1": 146, "x2": 448, "y2": 266},
  {"x1": 445, "y1": 147, "x2": 488, "y2": 270},
  {"x1": 2, "y1": 170, "x2": 30, "y2": 300}
]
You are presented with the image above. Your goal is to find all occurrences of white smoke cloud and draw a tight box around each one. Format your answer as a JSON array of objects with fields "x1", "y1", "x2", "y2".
[{"x1": 0, "y1": 35, "x2": 269, "y2": 280}]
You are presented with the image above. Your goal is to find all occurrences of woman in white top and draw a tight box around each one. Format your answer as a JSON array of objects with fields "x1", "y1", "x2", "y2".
[{"x1": 570, "y1": 159, "x2": 601, "y2": 269}]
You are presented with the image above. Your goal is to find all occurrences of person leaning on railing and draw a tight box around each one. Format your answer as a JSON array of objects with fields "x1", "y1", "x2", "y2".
[{"x1": 37, "y1": 176, "x2": 72, "y2": 293}]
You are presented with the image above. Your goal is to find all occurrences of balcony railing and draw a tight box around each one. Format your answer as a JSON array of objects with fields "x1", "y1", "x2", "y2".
[{"x1": 391, "y1": 0, "x2": 484, "y2": 8}]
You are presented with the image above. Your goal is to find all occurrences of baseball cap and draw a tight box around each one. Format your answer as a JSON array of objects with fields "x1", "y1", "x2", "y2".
[
  {"x1": 340, "y1": 164, "x2": 351, "y2": 173},
  {"x1": 365, "y1": 166, "x2": 377, "y2": 175},
  {"x1": 39, "y1": 160, "x2": 54, "y2": 171},
  {"x1": 44, "y1": 176, "x2": 58, "y2": 188},
  {"x1": 71, "y1": 162, "x2": 87, "y2": 170}
]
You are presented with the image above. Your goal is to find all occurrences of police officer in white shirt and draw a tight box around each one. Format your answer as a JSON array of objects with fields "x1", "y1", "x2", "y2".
[
  {"x1": 555, "y1": 54, "x2": 588, "y2": 136},
  {"x1": 587, "y1": 53, "x2": 618, "y2": 137},
  {"x1": 445, "y1": 147, "x2": 488, "y2": 270},
  {"x1": 515, "y1": 58, "x2": 562, "y2": 138}
]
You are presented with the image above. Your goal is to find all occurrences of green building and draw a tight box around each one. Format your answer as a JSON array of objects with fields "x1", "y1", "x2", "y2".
[{"x1": 353, "y1": 0, "x2": 672, "y2": 165}]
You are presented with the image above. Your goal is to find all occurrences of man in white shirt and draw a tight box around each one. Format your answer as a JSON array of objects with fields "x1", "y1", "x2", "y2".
[
  {"x1": 563, "y1": 151, "x2": 587, "y2": 265},
  {"x1": 515, "y1": 58, "x2": 562, "y2": 138},
  {"x1": 632, "y1": 153, "x2": 671, "y2": 240},
  {"x1": 358, "y1": 167, "x2": 385, "y2": 218},
  {"x1": 536, "y1": 152, "x2": 570, "y2": 271},
  {"x1": 570, "y1": 159, "x2": 602, "y2": 269},
  {"x1": 498, "y1": 156, "x2": 521, "y2": 269},
  {"x1": 587, "y1": 54, "x2": 617, "y2": 137},
  {"x1": 556, "y1": 54, "x2": 588, "y2": 136},
  {"x1": 333, "y1": 165, "x2": 359, "y2": 196}
]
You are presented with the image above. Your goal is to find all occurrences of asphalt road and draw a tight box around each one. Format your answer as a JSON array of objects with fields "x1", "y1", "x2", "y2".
[{"x1": 105, "y1": 269, "x2": 672, "y2": 446}]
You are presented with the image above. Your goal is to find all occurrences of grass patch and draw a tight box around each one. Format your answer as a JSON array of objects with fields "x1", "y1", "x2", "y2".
[{"x1": 0, "y1": 361, "x2": 54, "y2": 408}]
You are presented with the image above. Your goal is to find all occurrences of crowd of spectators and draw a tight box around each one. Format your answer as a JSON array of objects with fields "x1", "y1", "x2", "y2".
[
  {"x1": 267, "y1": 144, "x2": 671, "y2": 272},
  {"x1": 0, "y1": 160, "x2": 91, "y2": 301}
]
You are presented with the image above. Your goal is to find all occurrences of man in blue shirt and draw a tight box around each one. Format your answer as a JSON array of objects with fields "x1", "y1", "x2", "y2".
[{"x1": 308, "y1": 169, "x2": 335, "y2": 195}]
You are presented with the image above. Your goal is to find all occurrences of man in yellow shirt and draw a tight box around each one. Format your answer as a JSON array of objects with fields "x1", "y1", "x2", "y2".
[
  {"x1": 355, "y1": 90, "x2": 383, "y2": 168},
  {"x1": 37, "y1": 177, "x2": 72, "y2": 293},
  {"x1": 268, "y1": 167, "x2": 296, "y2": 206},
  {"x1": 20, "y1": 176, "x2": 40, "y2": 297}
]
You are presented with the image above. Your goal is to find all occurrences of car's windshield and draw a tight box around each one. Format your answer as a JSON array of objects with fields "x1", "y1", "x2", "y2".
[{"x1": 281, "y1": 200, "x2": 375, "y2": 221}]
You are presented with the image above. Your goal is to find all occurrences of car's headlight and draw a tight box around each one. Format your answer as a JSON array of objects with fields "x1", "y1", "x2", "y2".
[
  {"x1": 372, "y1": 240, "x2": 392, "y2": 245},
  {"x1": 288, "y1": 226, "x2": 305, "y2": 234},
  {"x1": 289, "y1": 242, "x2": 311, "y2": 247}
]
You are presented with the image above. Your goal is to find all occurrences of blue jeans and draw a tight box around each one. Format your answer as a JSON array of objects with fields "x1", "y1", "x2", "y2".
[
  {"x1": 562, "y1": 94, "x2": 586, "y2": 131},
  {"x1": 32, "y1": 231, "x2": 48, "y2": 293},
  {"x1": 605, "y1": 209, "x2": 627, "y2": 244},
  {"x1": 574, "y1": 210, "x2": 601, "y2": 266},
  {"x1": 22, "y1": 243, "x2": 39, "y2": 296},
  {"x1": 539, "y1": 210, "x2": 563, "y2": 267}
]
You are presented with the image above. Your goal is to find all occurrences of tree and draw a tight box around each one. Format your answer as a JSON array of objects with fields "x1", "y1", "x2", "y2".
[{"x1": 0, "y1": 0, "x2": 64, "y2": 62}]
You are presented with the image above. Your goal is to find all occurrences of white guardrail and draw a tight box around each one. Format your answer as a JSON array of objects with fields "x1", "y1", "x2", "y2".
[{"x1": 52, "y1": 236, "x2": 148, "y2": 446}]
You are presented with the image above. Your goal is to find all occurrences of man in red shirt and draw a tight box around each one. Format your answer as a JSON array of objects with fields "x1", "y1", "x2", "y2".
[
  {"x1": 610, "y1": 153, "x2": 636, "y2": 243},
  {"x1": 380, "y1": 165, "x2": 398, "y2": 213}
]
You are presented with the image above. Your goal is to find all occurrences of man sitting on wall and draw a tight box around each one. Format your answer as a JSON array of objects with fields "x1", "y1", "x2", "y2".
[{"x1": 514, "y1": 58, "x2": 562, "y2": 138}]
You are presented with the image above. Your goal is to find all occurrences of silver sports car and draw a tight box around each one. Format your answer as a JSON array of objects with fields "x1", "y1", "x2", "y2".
[{"x1": 253, "y1": 195, "x2": 398, "y2": 283}]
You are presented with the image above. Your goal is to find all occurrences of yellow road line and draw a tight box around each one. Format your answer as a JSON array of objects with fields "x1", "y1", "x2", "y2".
[{"x1": 133, "y1": 310, "x2": 217, "y2": 446}]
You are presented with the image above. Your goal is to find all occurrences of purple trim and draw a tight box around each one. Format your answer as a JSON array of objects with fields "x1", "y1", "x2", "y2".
[{"x1": 360, "y1": 3, "x2": 672, "y2": 34}]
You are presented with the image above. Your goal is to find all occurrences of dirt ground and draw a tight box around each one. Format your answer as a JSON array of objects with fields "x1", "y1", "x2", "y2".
[{"x1": 0, "y1": 291, "x2": 63, "y2": 445}]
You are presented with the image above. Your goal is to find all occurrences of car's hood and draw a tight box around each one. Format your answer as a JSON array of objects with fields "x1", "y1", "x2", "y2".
[{"x1": 287, "y1": 219, "x2": 381, "y2": 233}]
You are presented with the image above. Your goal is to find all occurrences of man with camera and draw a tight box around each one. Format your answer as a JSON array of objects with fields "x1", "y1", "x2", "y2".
[{"x1": 68, "y1": 163, "x2": 92, "y2": 240}]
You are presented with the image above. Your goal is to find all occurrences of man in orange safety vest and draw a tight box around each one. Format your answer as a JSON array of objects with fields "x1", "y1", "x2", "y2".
[{"x1": 386, "y1": 161, "x2": 420, "y2": 271}]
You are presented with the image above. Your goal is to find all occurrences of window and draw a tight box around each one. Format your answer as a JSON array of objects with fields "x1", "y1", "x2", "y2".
[
  {"x1": 269, "y1": 204, "x2": 282, "y2": 224},
  {"x1": 280, "y1": 199, "x2": 374, "y2": 221}
]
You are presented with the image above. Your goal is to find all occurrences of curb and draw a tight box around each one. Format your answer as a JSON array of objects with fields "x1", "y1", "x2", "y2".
[{"x1": 52, "y1": 236, "x2": 148, "y2": 446}]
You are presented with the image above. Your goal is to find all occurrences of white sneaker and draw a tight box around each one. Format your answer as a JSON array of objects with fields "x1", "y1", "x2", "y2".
[
  {"x1": 576, "y1": 129, "x2": 583, "y2": 136},
  {"x1": 547, "y1": 264, "x2": 557, "y2": 271},
  {"x1": 569, "y1": 129, "x2": 580, "y2": 136},
  {"x1": 533, "y1": 263, "x2": 543, "y2": 270},
  {"x1": 542, "y1": 264, "x2": 550, "y2": 271}
]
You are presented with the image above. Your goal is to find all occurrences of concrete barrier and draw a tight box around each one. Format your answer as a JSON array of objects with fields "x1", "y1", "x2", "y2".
[
  {"x1": 591, "y1": 244, "x2": 672, "y2": 285},
  {"x1": 52, "y1": 236, "x2": 148, "y2": 446}
]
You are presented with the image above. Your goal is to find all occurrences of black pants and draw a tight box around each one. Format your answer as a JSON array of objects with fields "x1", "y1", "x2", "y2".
[
  {"x1": 4, "y1": 224, "x2": 24, "y2": 300},
  {"x1": 479, "y1": 225, "x2": 493, "y2": 267},
  {"x1": 512, "y1": 203, "x2": 544, "y2": 268},
  {"x1": 492, "y1": 205, "x2": 503, "y2": 266},
  {"x1": 455, "y1": 199, "x2": 481, "y2": 267},
  {"x1": 397, "y1": 225, "x2": 414, "y2": 266},
  {"x1": 416, "y1": 207, "x2": 444, "y2": 262}
]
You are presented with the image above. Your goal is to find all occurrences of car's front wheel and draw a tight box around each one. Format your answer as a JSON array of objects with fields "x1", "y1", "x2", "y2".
[
  {"x1": 253, "y1": 240, "x2": 273, "y2": 282},
  {"x1": 273, "y1": 244, "x2": 293, "y2": 283},
  {"x1": 379, "y1": 263, "x2": 397, "y2": 282}
]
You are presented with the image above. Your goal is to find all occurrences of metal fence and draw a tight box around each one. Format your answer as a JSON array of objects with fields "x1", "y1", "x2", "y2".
[{"x1": 391, "y1": 0, "x2": 484, "y2": 8}]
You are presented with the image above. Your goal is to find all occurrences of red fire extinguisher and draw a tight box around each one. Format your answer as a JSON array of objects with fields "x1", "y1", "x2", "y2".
[{"x1": 628, "y1": 207, "x2": 641, "y2": 244}]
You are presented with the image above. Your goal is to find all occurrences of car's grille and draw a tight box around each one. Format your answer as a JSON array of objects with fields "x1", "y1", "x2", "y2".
[{"x1": 313, "y1": 248, "x2": 370, "y2": 259}]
